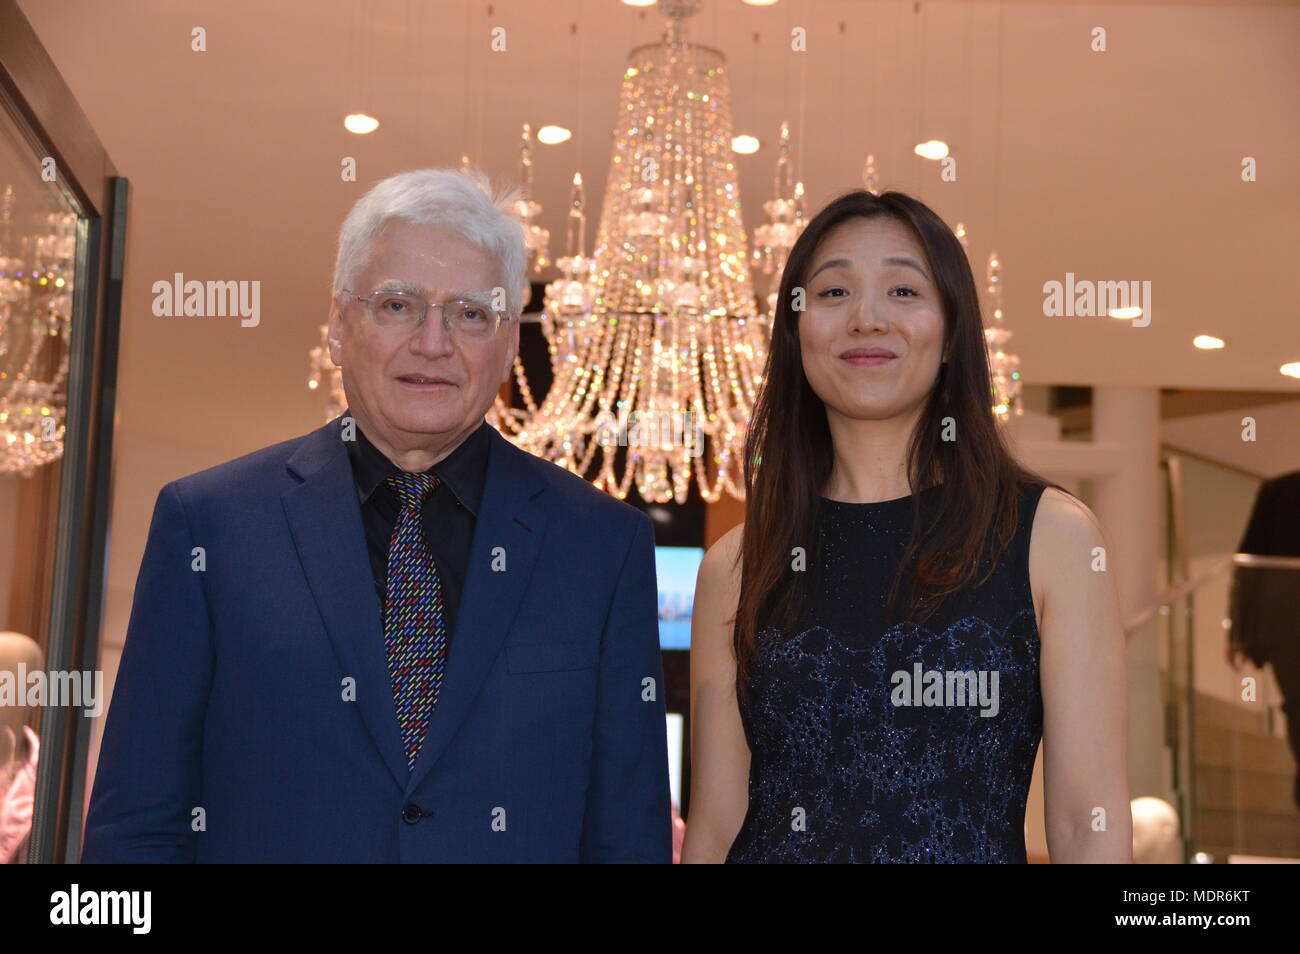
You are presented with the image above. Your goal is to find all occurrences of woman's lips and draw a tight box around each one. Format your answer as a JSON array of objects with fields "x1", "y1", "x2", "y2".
[{"x1": 840, "y1": 348, "x2": 897, "y2": 367}]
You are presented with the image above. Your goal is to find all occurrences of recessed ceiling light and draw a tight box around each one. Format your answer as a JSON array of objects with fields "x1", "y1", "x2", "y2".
[
  {"x1": 1282, "y1": 361, "x2": 1300, "y2": 379},
  {"x1": 344, "y1": 113, "x2": 379, "y2": 134},
  {"x1": 913, "y1": 140, "x2": 949, "y2": 160},
  {"x1": 1108, "y1": 306, "x2": 1143, "y2": 320},
  {"x1": 731, "y1": 134, "x2": 760, "y2": 154},
  {"x1": 1192, "y1": 335, "x2": 1225, "y2": 350},
  {"x1": 537, "y1": 125, "x2": 572, "y2": 145}
]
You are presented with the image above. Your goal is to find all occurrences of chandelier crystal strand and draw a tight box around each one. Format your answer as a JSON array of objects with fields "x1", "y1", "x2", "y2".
[
  {"x1": 503, "y1": 0, "x2": 765, "y2": 503},
  {"x1": 0, "y1": 186, "x2": 75, "y2": 476}
]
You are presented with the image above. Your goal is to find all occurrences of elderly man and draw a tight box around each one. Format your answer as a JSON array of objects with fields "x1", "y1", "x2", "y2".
[{"x1": 82, "y1": 169, "x2": 671, "y2": 863}]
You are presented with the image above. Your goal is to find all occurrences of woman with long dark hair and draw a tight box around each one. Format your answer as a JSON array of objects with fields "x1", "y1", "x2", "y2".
[{"x1": 682, "y1": 190, "x2": 1131, "y2": 863}]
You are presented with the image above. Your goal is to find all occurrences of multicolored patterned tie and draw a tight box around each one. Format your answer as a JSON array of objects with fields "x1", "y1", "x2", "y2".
[{"x1": 382, "y1": 471, "x2": 447, "y2": 769}]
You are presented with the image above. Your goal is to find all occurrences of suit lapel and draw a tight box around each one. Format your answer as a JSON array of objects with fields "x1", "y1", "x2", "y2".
[
  {"x1": 405, "y1": 423, "x2": 548, "y2": 794},
  {"x1": 282, "y1": 416, "x2": 409, "y2": 789}
]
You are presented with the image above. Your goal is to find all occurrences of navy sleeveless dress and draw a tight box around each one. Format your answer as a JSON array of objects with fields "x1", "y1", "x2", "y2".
[{"x1": 726, "y1": 481, "x2": 1048, "y2": 863}]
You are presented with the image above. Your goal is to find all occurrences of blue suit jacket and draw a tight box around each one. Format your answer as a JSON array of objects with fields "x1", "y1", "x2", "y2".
[{"x1": 82, "y1": 415, "x2": 671, "y2": 862}]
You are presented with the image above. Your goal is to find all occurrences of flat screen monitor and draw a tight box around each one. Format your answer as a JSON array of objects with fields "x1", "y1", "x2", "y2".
[{"x1": 656, "y1": 545, "x2": 702, "y2": 650}]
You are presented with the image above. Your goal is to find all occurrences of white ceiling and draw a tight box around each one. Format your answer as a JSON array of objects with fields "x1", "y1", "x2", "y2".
[
  {"x1": 1162, "y1": 399, "x2": 1300, "y2": 479},
  {"x1": 17, "y1": 0, "x2": 1300, "y2": 461}
]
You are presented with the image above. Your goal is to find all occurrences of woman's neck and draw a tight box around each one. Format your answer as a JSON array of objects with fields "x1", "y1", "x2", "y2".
[{"x1": 822, "y1": 403, "x2": 924, "y2": 503}]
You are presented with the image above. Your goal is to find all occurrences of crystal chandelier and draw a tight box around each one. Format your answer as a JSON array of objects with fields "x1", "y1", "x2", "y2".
[
  {"x1": 489, "y1": 0, "x2": 769, "y2": 503},
  {"x1": 0, "y1": 185, "x2": 75, "y2": 477}
]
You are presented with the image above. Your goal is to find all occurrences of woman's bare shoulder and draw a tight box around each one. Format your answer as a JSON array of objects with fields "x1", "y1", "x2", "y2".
[
  {"x1": 1032, "y1": 486, "x2": 1107, "y2": 549},
  {"x1": 699, "y1": 523, "x2": 744, "y2": 587}
]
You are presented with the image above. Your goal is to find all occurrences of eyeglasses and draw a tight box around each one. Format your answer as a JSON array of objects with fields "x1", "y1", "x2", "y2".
[{"x1": 341, "y1": 288, "x2": 510, "y2": 339}]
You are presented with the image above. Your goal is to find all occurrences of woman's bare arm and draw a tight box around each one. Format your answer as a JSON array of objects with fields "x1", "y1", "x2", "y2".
[
  {"x1": 1032, "y1": 488, "x2": 1133, "y2": 862},
  {"x1": 680, "y1": 524, "x2": 751, "y2": 863}
]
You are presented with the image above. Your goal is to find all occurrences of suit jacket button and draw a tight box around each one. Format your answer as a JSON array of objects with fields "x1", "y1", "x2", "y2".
[{"x1": 402, "y1": 803, "x2": 424, "y2": 824}]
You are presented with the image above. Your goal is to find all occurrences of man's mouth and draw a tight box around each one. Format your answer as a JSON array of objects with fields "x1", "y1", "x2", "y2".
[{"x1": 397, "y1": 374, "x2": 455, "y2": 389}]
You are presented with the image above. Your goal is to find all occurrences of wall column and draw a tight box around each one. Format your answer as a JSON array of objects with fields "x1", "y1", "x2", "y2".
[{"x1": 1092, "y1": 387, "x2": 1164, "y2": 799}]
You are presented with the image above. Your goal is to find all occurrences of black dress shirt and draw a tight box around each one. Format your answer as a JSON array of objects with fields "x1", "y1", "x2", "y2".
[{"x1": 343, "y1": 409, "x2": 490, "y2": 646}]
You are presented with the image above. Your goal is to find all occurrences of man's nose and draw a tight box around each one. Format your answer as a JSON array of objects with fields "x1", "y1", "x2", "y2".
[{"x1": 409, "y1": 305, "x2": 455, "y2": 354}]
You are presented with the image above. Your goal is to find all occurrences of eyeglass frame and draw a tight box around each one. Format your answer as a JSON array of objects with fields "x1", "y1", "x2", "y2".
[{"x1": 339, "y1": 286, "x2": 515, "y2": 337}]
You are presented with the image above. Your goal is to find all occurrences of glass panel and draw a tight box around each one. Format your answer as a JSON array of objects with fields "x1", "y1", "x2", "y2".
[
  {"x1": 1201, "y1": 561, "x2": 1299, "y2": 862},
  {"x1": 1158, "y1": 450, "x2": 1300, "y2": 863},
  {"x1": 0, "y1": 99, "x2": 82, "y2": 864}
]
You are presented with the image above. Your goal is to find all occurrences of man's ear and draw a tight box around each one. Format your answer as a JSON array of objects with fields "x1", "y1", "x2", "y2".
[
  {"x1": 501, "y1": 316, "x2": 520, "y2": 385},
  {"x1": 327, "y1": 296, "x2": 344, "y2": 366}
]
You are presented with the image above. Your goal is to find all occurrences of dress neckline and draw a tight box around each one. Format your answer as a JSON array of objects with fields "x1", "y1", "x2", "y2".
[{"x1": 819, "y1": 482, "x2": 941, "y2": 511}]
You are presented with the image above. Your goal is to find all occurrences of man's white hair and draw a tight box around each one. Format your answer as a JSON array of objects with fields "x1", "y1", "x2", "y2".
[{"x1": 332, "y1": 167, "x2": 528, "y2": 315}]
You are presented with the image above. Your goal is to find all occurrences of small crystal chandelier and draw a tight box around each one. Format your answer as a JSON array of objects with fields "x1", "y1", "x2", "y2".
[
  {"x1": 951, "y1": 219, "x2": 1021, "y2": 418},
  {"x1": 306, "y1": 325, "x2": 343, "y2": 420},
  {"x1": 751, "y1": 121, "x2": 805, "y2": 322},
  {"x1": 0, "y1": 185, "x2": 75, "y2": 477},
  {"x1": 983, "y1": 249, "x2": 1022, "y2": 418},
  {"x1": 513, "y1": 123, "x2": 550, "y2": 274}
]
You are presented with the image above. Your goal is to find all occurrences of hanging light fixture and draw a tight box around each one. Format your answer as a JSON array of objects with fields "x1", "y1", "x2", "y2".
[
  {"x1": 489, "y1": 0, "x2": 768, "y2": 503},
  {"x1": 983, "y1": 248, "x2": 1022, "y2": 418}
]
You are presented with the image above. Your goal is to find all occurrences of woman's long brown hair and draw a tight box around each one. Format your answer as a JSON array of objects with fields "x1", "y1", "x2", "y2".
[{"x1": 733, "y1": 189, "x2": 1053, "y2": 691}]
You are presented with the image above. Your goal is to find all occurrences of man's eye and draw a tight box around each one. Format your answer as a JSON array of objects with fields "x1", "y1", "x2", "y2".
[
  {"x1": 381, "y1": 297, "x2": 411, "y2": 312},
  {"x1": 461, "y1": 306, "x2": 488, "y2": 322}
]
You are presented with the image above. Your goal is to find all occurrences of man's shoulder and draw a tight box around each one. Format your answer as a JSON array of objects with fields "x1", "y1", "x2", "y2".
[
  {"x1": 500, "y1": 435, "x2": 647, "y2": 529},
  {"x1": 166, "y1": 423, "x2": 327, "y2": 503}
]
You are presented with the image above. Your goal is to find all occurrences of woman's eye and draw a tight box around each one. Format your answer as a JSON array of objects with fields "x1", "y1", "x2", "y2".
[
  {"x1": 891, "y1": 286, "x2": 919, "y2": 298},
  {"x1": 817, "y1": 287, "x2": 847, "y2": 298}
]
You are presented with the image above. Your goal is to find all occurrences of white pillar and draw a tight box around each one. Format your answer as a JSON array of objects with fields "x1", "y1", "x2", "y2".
[{"x1": 1091, "y1": 387, "x2": 1163, "y2": 798}]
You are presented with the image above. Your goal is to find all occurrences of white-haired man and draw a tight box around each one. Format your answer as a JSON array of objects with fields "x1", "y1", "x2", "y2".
[{"x1": 83, "y1": 169, "x2": 672, "y2": 863}]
